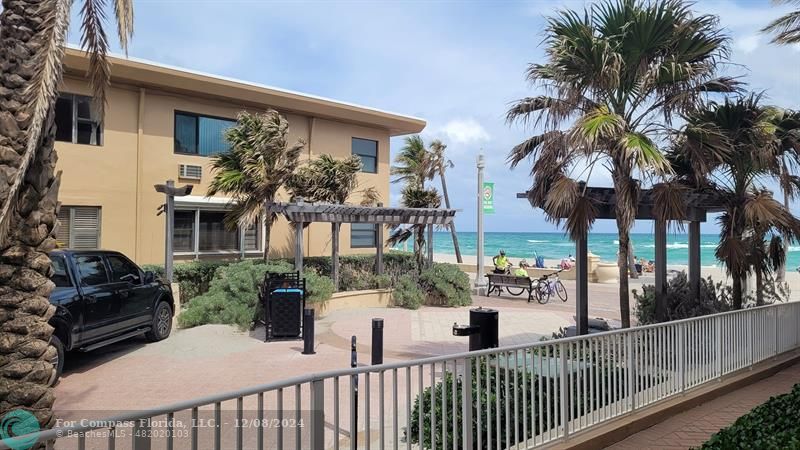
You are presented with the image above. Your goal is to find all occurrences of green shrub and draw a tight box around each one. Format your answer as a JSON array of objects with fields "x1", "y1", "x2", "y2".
[
  {"x1": 634, "y1": 272, "x2": 733, "y2": 324},
  {"x1": 698, "y1": 383, "x2": 800, "y2": 449},
  {"x1": 408, "y1": 355, "x2": 638, "y2": 449},
  {"x1": 419, "y1": 263, "x2": 471, "y2": 307},
  {"x1": 141, "y1": 260, "x2": 231, "y2": 304},
  {"x1": 178, "y1": 260, "x2": 333, "y2": 330},
  {"x1": 391, "y1": 275, "x2": 424, "y2": 309}
]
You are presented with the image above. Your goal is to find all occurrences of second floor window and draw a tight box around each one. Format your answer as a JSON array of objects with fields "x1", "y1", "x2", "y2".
[
  {"x1": 352, "y1": 138, "x2": 378, "y2": 173},
  {"x1": 55, "y1": 94, "x2": 103, "y2": 146},
  {"x1": 174, "y1": 112, "x2": 236, "y2": 156}
]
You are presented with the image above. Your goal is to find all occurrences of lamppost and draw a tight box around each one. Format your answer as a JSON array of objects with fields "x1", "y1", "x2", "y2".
[
  {"x1": 155, "y1": 180, "x2": 193, "y2": 283},
  {"x1": 475, "y1": 153, "x2": 487, "y2": 294}
]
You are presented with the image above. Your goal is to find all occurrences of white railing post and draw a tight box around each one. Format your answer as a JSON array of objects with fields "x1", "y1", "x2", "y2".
[
  {"x1": 461, "y1": 357, "x2": 473, "y2": 449},
  {"x1": 310, "y1": 379, "x2": 325, "y2": 450},
  {"x1": 774, "y1": 307, "x2": 780, "y2": 357},
  {"x1": 626, "y1": 331, "x2": 635, "y2": 411},
  {"x1": 715, "y1": 315, "x2": 722, "y2": 380},
  {"x1": 678, "y1": 323, "x2": 685, "y2": 393},
  {"x1": 749, "y1": 312, "x2": 755, "y2": 369},
  {"x1": 559, "y1": 341, "x2": 569, "y2": 439},
  {"x1": 132, "y1": 418, "x2": 151, "y2": 450}
]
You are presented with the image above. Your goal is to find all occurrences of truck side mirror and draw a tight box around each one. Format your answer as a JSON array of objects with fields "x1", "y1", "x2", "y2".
[{"x1": 143, "y1": 271, "x2": 155, "y2": 284}]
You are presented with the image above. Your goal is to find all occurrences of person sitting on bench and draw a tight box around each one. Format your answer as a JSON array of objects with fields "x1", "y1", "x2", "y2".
[
  {"x1": 513, "y1": 262, "x2": 529, "y2": 277},
  {"x1": 493, "y1": 249, "x2": 511, "y2": 274}
]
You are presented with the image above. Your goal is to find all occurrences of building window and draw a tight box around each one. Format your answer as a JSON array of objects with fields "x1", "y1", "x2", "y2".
[
  {"x1": 173, "y1": 209, "x2": 260, "y2": 254},
  {"x1": 351, "y1": 223, "x2": 377, "y2": 248},
  {"x1": 352, "y1": 138, "x2": 378, "y2": 173},
  {"x1": 174, "y1": 112, "x2": 236, "y2": 156},
  {"x1": 56, "y1": 206, "x2": 101, "y2": 249},
  {"x1": 55, "y1": 94, "x2": 103, "y2": 145}
]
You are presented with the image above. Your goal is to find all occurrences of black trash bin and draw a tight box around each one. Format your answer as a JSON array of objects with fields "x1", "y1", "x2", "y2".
[{"x1": 260, "y1": 272, "x2": 306, "y2": 341}]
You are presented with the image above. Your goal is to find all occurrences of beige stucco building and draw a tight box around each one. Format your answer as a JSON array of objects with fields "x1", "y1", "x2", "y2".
[{"x1": 54, "y1": 48, "x2": 425, "y2": 265}]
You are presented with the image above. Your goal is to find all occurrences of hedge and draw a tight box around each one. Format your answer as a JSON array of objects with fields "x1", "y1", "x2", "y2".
[{"x1": 698, "y1": 383, "x2": 800, "y2": 449}]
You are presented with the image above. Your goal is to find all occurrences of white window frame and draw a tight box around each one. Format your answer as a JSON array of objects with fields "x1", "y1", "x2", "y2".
[{"x1": 57, "y1": 206, "x2": 102, "y2": 249}]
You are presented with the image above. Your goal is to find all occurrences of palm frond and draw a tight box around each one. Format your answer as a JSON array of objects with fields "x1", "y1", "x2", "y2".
[
  {"x1": 113, "y1": 0, "x2": 134, "y2": 53},
  {"x1": 79, "y1": 0, "x2": 111, "y2": 117},
  {"x1": 762, "y1": 4, "x2": 800, "y2": 45},
  {"x1": 0, "y1": 0, "x2": 70, "y2": 246}
]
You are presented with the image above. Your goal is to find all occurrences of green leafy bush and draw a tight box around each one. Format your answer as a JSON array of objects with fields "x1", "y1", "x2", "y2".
[
  {"x1": 141, "y1": 260, "x2": 231, "y2": 304},
  {"x1": 419, "y1": 263, "x2": 471, "y2": 307},
  {"x1": 633, "y1": 273, "x2": 732, "y2": 325},
  {"x1": 698, "y1": 383, "x2": 800, "y2": 449},
  {"x1": 178, "y1": 260, "x2": 333, "y2": 330},
  {"x1": 391, "y1": 275, "x2": 424, "y2": 309}
]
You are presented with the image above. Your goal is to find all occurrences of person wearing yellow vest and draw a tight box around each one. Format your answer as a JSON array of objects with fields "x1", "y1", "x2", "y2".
[
  {"x1": 513, "y1": 262, "x2": 529, "y2": 277},
  {"x1": 493, "y1": 249, "x2": 511, "y2": 273}
]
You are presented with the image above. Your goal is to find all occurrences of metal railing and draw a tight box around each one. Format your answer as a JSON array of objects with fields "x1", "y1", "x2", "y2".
[{"x1": 6, "y1": 302, "x2": 800, "y2": 450}]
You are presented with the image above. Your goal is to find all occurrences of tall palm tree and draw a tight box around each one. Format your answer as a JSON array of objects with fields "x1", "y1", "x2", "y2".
[
  {"x1": 208, "y1": 111, "x2": 304, "y2": 262},
  {"x1": 0, "y1": 0, "x2": 133, "y2": 430},
  {"x1": 428, "y1": 140, "x2": 463, "y2": 263},
  {"x1": 768, "y1": 108, "x2": 800, "y2": 281},
  {"x1": 670, "y1": 95, "x2": 800, "y2": 308},
  {"x1": 762, "y1": 0, "x2": 800, "y2": 45},
  {"x1": 286, "y1": 154, "x2": 362, "y2": 204},
  {"x1": 390, "y1": 135, "x2": 440, "y2": 272},
  {"x1": 506, "y1": 0, "x2": 734, "y2": 328}
]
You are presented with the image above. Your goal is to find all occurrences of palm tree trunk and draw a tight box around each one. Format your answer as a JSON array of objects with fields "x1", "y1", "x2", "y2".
[
  {"x1": 414, "y1": 225, "x2": 425, "y2": 274},
  {"x1": 755, "y1": 269, "x2": 764, "y2": 306},
  {"x1": 439, "y1": 170, "x2": 462, "y2": 263},
  {"x1": 778, "y1": 194, "x2": 789, "y2": 282},
  {"x1": 732, "y1": 275, "x2": 743, "y2": 309},
  {"x1": 263, "y1": 214, "x2": 273, "y2": 262},
  {"x1": 0, "y1": 0, "x2": 62, "y2": 431},
  {"x1": 617, "y1": 227, "x2": 632, "y2": 328}
]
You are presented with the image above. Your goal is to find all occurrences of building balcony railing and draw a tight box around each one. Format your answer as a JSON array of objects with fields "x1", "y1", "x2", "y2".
[{"x1": 5, "y1": 302, "x2": 800, "y2": 450}]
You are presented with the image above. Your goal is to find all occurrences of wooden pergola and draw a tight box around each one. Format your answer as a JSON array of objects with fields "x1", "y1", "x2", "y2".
[
  {"x1": 517, "y1": 185, "x2": 724, "y2": 335},
  {"x1": 270, "y1": 200, "x2": 458, "y2": 290}
]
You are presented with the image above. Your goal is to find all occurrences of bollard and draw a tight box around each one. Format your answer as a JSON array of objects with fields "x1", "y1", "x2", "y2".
[
  {"x1": 302, "y1": 308, "x2": 315, "y2": 355},
  {"x1": 371, "y1": 318, "x2": 384, "y2": 365}
]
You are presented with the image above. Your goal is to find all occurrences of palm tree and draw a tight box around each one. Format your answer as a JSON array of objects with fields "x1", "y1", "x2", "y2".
[
  {"x1": 286, "y1": 154, "x2": 362, "y2": 204},
  {"x1": 506, "y1": 0, "x2": 734, "y2": 328},
  {"x1": 0, "y1": 0, "x2": 133, "y2": 430},
  {"x1": 428, "y1": 140, "x2": 463, "y2": 263},
  {"x1": 208, "y1": 111, "x2": 304, "y2": 262},
  {"x1": 768, "y1": 108, "x2": 800, "y2": 281},
  {"x1": 762, "y1": 0, "x2": 800, "y2": 45},
  {"x1": 670, "y1": 95, "x2": 800, "y2": 308},
  {"x1": 390, "y1": 135, "x2": 440, "y2": 272}
]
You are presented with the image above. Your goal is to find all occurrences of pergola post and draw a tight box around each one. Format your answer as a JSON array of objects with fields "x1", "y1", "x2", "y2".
[
  {"x1": 654, "y1": 219, "x2": 668, "y2": 321},
  {"x1": 375, "y1": 209, "x2": 384, "y2": 275},
  {"x1": 295, "y1": 221, "x2": 304, "y2": 274},
  {"x1": 331, "y1": 222, "x2": 340, "y2": 291},
  {"x1": 427, "y1": 224, "x2": 434, "y2": 268},
  {"x1": 688, "y1": 220, "x2": 701, "y2": 299},
  {"x1": 576, "y1": 232, "x2": 589, "y2": 335}
]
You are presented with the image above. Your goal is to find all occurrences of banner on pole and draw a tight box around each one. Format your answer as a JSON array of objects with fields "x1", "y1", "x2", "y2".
[{"x1": 482, "y1": 182, "x2": 494, "y2": 214}]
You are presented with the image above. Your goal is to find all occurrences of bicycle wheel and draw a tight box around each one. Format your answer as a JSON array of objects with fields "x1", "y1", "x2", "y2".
[
  {"x1": 536, "y1": 284, "x2": 551, "y2": 304},
  {"x1": 506, "y1": 287, "x2": 526, "y2": 296},
  {"x1": 555, "y1": 281, "x2": 568, "y2": 302}
]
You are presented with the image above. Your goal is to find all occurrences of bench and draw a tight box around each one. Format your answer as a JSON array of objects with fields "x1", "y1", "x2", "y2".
[{"x1": 485, "y1": 273, "x2": 536, "y2": 302}]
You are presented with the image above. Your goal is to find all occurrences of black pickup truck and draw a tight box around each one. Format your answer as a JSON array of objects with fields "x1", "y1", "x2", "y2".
[{"x1": 48, "y1": 250, "x2": 174, "y2": 384}]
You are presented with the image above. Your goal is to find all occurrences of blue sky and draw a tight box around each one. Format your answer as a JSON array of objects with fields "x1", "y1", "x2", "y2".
[{"x1": 68, "y1": 0, "x2": 800, "y2": 234}]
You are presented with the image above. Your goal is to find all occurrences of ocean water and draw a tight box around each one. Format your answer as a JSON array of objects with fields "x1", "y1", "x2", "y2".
[{"x1": 400, "y1": 231, "x2": 800, "y2": 268}]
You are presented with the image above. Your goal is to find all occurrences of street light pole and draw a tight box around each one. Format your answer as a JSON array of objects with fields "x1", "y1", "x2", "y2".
[
  {"x1": 155, "y1": 180, "x2": 193, "y2": 283},
  {"x1": 475, "y1": 153, "x2": 487, "y2": 294}
]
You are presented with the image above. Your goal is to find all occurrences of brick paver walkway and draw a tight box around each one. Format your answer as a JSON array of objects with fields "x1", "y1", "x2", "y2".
[{"x1": 608, "y1": 362, "x2": 800, "y2": 449}]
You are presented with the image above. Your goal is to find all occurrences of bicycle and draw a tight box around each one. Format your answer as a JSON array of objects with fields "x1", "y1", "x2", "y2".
[{"x1": 533, "y1": 269, "x2": 568, "y2": 304}]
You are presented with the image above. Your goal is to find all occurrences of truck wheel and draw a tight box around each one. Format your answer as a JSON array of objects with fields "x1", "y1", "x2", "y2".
[
  {"x1": 146, "y1": 302, "x2": 172, "y2": 342},
  {"x1": 48, "y1": 334, "x2": 64, "y2": 387}
]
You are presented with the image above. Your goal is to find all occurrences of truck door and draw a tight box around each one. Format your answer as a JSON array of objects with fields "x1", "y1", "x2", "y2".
[
  {"x1": 73, "y1": 254, "x2": 121, "y2": 342},
  {"x1": 106, "y1": 254, "x2": 157, "y2": 328}
]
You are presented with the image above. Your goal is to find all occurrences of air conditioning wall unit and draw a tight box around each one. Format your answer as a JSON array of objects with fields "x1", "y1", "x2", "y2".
[{"x1": 179, "y1": 164, "x2": 202, "y2": 181}]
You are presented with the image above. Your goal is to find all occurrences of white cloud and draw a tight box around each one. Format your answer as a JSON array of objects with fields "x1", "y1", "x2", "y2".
[
  {"x1": 735, "y1": 34, "x2": 761, "y2": 54},
  {"x1": 439, "y1": 119, "x2": 491, "y2": 145}
]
